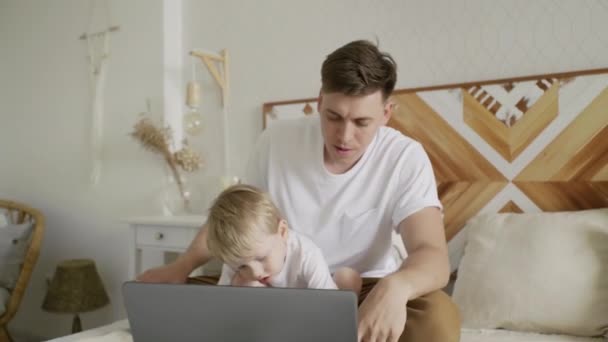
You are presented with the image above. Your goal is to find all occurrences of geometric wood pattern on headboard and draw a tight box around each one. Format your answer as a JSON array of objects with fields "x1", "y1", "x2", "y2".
[
  {"x1": 262, "y1": 68, "x2": 608, "y2": 241},
  {"x1": 513, "y1": 87, "x2": 608, "y2": 211},
  {"x1": 388, "y1": 93, "x2": 508, "y2": 240},
  {"x1": 463, "y1": 82, "x2": 559, "y2": 162}
]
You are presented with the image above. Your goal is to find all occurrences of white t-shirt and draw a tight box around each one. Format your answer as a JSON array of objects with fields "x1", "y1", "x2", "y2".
[
  {"x1": 244, "y1": 116, "x2": 442, "y2": 277},
  {"x1": 217, "y1": 230, "x2": 337, "y2": 289}
]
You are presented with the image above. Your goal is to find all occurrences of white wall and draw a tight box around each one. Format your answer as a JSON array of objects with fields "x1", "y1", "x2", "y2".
[
  {"x1": 183, "y1": 0, "x2": 608, "y2": 176},
  {"x1": 1, "y1": 0, "x2": 607, "y2": 340},
  {"x1": 0, "y1": 0, "x2": 165, "y2": 339}
]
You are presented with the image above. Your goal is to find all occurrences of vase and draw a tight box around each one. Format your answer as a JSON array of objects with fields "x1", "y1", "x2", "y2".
[
  {"x1": 160, "y1": 174, "x2": 242, "y2": 216},
  {"x1": 161, "y1": 174, "x2": 203, "y2": 216}
]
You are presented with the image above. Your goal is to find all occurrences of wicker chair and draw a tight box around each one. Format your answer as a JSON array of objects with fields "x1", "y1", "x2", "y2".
[{"x1": 0, "y1": 200, "x2": 44, "y2": 342}]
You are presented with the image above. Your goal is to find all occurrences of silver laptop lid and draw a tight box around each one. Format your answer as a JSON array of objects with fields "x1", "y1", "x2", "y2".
[{"x1": 123, "y1": 281, "x2": 358, "y2": 342}]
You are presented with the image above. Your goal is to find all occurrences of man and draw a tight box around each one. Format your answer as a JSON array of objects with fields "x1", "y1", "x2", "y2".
[{"x1": 138, "y1": 40, "x2": 461, "y2": 342}]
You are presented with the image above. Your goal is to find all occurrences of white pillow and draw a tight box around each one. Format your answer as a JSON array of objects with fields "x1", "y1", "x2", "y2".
[
  {"x1": 452, "y1": 208, "x2": 608, "y2": 337},
  {"x1": 0, "y1": 212, "x2": 8, "y2": 227},
  {"x1": 0, "y1": 287, "x2": 9, "y2": 315},
  {"x1": 0, "y1": 222, "x2": 34, "y2": 289}
]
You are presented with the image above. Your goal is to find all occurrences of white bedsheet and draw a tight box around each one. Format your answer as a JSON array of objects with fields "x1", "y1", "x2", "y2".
[
  {"x1": 460, "y1": 328, "x2": 606, "y2": 342},
  {"x1": 45, "y1": 320, "x2": 130, "y2": 342},
  {"x1": 47, "y1": 320, "x2": 606, "y2": 342}
]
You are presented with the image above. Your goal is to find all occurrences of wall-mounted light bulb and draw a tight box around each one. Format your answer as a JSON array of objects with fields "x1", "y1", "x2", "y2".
[
  {"x1": 184, "y1": 80, "x2": 203, "y2": 136},
  {"x1": 184, "y1": 109, "x2": 204, "y2": 136}
]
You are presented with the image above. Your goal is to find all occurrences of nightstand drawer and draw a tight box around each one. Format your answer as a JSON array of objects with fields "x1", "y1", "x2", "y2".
[{"x1": 135, "y1": 225, "x2": 195, "y2": 249}]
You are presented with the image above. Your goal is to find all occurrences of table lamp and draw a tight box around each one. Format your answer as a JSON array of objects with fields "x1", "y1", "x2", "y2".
[{"x1": 42, "y1": 259, "x2": 110, "y2": 333}]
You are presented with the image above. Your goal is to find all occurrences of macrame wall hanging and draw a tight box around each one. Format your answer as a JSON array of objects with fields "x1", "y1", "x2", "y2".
[{"x1": 80, "y1": 0, "x2": 120, "y2": 185}]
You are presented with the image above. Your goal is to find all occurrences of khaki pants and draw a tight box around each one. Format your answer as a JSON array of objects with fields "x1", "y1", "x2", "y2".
[
  {"x1": 188, "y1": 276, "x2": 461, "y2": 342},
  {"x1": 359, "y1": 278, "x2": 460, "y2": 342}
]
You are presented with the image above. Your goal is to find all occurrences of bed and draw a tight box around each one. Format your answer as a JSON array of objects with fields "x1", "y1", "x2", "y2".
[
  {"x1": 48, "y1": 321, "x2": 607, "y2": 342},
  {"x1": 48, "y1": 208, "x2": 608, "y2": 342},
  {"x1": 48, "y1": 68, "x2": 608, "y2": 341}
]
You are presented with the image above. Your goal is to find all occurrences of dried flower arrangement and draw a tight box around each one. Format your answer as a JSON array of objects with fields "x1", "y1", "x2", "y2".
[{"x1": 130, "y1": 117, "x2": 203, "y2": 212}]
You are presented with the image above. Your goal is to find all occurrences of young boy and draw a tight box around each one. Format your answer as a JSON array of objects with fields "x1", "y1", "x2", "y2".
[{"x1": 206, "y1": 184, "x2": 361, "y2": 292}]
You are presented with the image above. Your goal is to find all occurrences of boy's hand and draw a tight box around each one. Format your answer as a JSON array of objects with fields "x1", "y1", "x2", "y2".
[
  {"x1": 231, "y1": 272, "x2": 267, "y2": 287},
  {"x1": 136, "y1": 263, "x2": 188, "y2": 284}
]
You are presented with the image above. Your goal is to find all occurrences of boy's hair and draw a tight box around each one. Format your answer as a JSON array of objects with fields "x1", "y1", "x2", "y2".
[
  {"x1": 206, "y1": 184, "x2": 281, "y2": 265},
  {"x1": 321, "y1": 40, "x2": 397, "y2": 100}
]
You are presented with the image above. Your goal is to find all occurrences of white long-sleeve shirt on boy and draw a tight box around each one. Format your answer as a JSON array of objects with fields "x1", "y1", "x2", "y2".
[{"x1": 217, "y1": 230, "x2": 337, "y2": 289}]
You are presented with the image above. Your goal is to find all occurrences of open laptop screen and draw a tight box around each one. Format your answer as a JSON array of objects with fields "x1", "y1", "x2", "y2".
[{"x1": 123, "y1": 281, "x2": 358, "y2": 342}]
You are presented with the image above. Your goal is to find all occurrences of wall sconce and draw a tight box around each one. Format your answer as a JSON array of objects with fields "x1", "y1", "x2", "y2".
[
  {"x1": 185, "y1": 48, "x2": 232, "y2": 178},
  {"x1": 184, "y1": 49, "x2": 229, "y2": 137}
]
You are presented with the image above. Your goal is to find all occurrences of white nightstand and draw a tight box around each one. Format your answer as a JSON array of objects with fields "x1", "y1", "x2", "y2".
[{"x1": 125, "y1": 215, "x2": 222, "y2": 279}]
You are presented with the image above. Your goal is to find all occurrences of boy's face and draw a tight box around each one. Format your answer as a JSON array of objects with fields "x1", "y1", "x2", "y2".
[
  {"x1": 227, "y1": 221, "x2": 289, "y2": 285},
  {"x1": 318, "y1": 90, "x2": 392, "y2": 174}
]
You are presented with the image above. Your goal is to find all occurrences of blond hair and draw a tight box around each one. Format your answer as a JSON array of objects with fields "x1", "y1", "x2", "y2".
[{"x1": 206, "y1": 184, "x2": 281, "y2": 265}]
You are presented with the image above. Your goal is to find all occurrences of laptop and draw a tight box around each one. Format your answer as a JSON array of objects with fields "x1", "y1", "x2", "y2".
[{"x1": 123, "y1": 281, "x2": 358, "y2": 342}]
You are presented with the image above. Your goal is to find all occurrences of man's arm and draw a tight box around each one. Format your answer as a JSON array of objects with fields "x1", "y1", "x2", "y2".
[
  {"x1": 356, "y1": 207, "x2": 449, "y2": 341},
  {"x1": 390, "y1": 206, "x2": 450, "y2": 300},
  {"x1": 386, "y1": 143, "x2": 449, "y2": 298},
  {"x1": 136, "y1": 223, "x2": 213, "y2": 283}
]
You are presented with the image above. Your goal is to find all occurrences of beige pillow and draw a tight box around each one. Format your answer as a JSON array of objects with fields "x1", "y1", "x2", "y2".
[{"x1": 452, "y1": 208, "x2": 608, "y2": 337}]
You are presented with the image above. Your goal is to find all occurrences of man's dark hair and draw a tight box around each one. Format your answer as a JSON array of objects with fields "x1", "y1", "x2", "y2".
[{"x1": 321, "y1": 40, "x2": 397, "y2": 100}]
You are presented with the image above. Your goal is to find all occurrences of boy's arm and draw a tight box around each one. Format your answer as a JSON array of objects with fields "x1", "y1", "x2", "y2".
[
  {"x1": 301, "y1": 247, "x2": 338, "y2": 289},
  {"x1": 136, "y1": 223, "x2": 212, "y2": 283},
  {"x1": 217, "y1": 264, "x2": 234, "y2": 286},
  {"x1": 137, "y1": 128, "x2": 271, "y2": 284}
]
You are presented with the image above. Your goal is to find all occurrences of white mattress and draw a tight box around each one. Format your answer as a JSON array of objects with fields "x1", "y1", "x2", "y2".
[
  {"x1": 45, "y1": 320, "x2": 130, "y2": 342},
  {"x1": 46, "y1": 320, "x2": 606, "y2": 342},
  {"x1": 460, "y1": 328, "x2": 606, "y2": 342}
]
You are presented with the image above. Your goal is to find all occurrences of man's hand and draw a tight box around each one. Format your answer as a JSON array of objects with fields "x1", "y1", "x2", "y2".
[
  {"x1": 136, "y1": 262, "x2": 189, "y2": 284},
  {"x1": 357, "y1": 275, "x2": 409, "y2": 342},
  {"x1": 356, "y1": 207, "x2": 450, "y2": 341}
]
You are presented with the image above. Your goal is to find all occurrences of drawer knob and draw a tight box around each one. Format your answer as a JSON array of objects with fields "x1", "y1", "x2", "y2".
[{"x1": 155, "y1": 232, "x2": 164, "y2": 240}]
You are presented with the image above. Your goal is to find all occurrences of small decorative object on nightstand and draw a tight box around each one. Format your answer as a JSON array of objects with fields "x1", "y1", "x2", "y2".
[{"x1": 42, "y1": 259, "x2": 110, "y2": 334}]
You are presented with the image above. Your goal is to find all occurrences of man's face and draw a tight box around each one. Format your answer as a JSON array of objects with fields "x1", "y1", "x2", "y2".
[{"x1": 318, "y1": 90, "x2": 392, "y2": 173}]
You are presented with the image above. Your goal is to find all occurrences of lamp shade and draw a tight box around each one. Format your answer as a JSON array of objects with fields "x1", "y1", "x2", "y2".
[{"x1": 42, "y1": 259, "x2": 110, "y2": 313}]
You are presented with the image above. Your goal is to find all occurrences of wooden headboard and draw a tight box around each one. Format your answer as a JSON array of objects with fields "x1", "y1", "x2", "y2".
[{"x1": 262, "y1": 68, "x2": 608, "y2": 241}]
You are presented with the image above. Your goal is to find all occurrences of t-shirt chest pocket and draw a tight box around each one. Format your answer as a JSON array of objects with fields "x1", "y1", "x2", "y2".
[{"x1": 339, "y1": 208, "x2": 383, "y2": 251}]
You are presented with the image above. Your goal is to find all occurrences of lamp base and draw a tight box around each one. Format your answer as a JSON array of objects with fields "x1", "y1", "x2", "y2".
[{"x1": 72, "y1": 314, "x2": 82, "y2": 334}]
